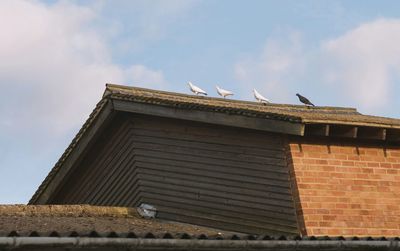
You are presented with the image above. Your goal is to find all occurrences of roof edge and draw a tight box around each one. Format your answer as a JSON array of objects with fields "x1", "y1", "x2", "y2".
[{"x1": 105, "y1": 83, "x2": 359, "y2": 113}]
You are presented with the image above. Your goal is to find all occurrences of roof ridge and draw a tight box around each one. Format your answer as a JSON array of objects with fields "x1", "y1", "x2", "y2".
[{"x1": 105, "y1": 83, "x2": 359, "y2": 113}]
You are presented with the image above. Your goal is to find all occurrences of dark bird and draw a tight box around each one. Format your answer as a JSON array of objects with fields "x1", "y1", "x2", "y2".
[{"x1": 296, "y1": 93, "x2": 315, "y2": 106}]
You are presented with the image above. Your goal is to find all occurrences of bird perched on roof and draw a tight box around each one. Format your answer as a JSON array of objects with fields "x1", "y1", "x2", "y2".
[
  {"x1": 253, "y1": 89, "x2": 270, "y2": 104},
  {"x1": 216, "y1": 85, "x2": 234, "y2": 98},
  {"x1": 296, "y1": 93, "x2": 315, "y2": 106},
  {"x1": 188, "y1": 82, "x2": 207, "y2": 96}
]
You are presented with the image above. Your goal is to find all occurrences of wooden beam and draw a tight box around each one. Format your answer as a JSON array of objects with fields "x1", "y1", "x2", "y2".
[
  {"x1": 112, "y1": 99, "x2": 304, "y2": 136},
  {"x1": 329, "y1": 125, "x2": 358, "y2": 138},
  {"x1": 357, "y1": 127, "x2": 386, "y2": 140},
  {"x1": 304, "y1": 124, "x2": 330, "y2": 137}
]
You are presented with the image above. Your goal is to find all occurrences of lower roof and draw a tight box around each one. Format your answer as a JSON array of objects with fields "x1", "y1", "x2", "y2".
[
  {"x1": 0, "y1": 205, "x2": 234, "y2": 238},
  {"x1": 0, "y1": 205, "x2": 399, "y2": 250}
]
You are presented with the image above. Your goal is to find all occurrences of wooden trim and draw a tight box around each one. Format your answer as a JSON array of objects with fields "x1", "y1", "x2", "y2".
[
  {"x1": 112, "y1": 100, "x2": 304, "y2": 136},
  {"x1": 34, "y1": 101, "x2": 115, "y2": 204}
]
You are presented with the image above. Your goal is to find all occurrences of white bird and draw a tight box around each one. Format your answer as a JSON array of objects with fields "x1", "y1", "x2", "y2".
[
  {"x1": 216, "y1": 85, "x2": 234, "y2": 98},
  {"x1": 253, "y1": 89, "x2": 270, "y2": 104},
  {"x1": 188, "y1": 82, "x2": 207, "y2": 96}
]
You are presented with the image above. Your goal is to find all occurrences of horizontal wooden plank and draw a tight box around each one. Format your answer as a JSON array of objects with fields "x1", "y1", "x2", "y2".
[
  {"x1": 135, "y1": 159, "x2": 288, "y2": 182},
  {"x1": 138, "y1": 168, "x2": 292, "y2": 195},
  {"x1": 136, "y1": 160, "x2": 290, "y2": 188},
  {"x1": 130, "y1": 135, "x2": 285, "y2": 162},
  {"x1": 140, "y1": 190, "x2": 295, "y2": 216},
  {"x1": 139, "y1": 176, "x2": 292, "y2": 202},
  {"x1": 143, "y1": 194, "x2": 297, "y2": 225},
  {"x1": 140, "y1": 186, "x2": 295, "y2": 215},
  {"x1": 157, "y1": 211, "x2": 297, "y2": 235},
  {"x1": 134, "y1": 151, "x2": 287, "y2": 176},
  {"x1": 140, "y1": 180, "x2": 293, "y2": 208},
  {"x1": 135, "y1": 150, "x2": 288, "y2": 174},
  {"x1": 135, "y1": 158, "x2": 289, "y2": 184},
  {"x1": 130, "y1": 120, "x2": 285, "y2": 150},
  {"x1": 155, "y1": 207, "x2": 297, "y2": 234},
  {"x1": 130, "y1": 129, "x2": 285, "y2": 157},
  {"x1": 130, "y1": 114, "x2": 286, "y2": 140},
  {"x1": 142, "y1": 200, "x2": 297, "y2": 234}
]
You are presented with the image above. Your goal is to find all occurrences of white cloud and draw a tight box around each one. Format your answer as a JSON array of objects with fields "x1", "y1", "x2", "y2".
[
  {"x1": 0, "y1": 0, "x2": 172, "y2": 204},
  {"x1": 0, "y1": 0, "x2": 199, "y2": 204},
  {"x1": 234, "y1": 19, "x2": 400, "y2": 114},
  {"x1": 101, "y1": 0, "x2": 199, "y2": 53},
  {"x1": 0, "y1": 0, "x2": 167, "y2": 135},
  {"x1": 125, "y1": 65, "x2": 167, "y2": 88},
  {"x1": 321, "y1": 18, "x2": 400, "y2": 111},
  {"x1": 234, "y1": 30, "x2": 306, "y2": 102}
]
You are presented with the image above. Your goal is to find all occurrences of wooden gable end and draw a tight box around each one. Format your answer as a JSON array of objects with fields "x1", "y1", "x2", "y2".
[{"x1": 48, "y1": 112, "x2": 299, "y2": 235}]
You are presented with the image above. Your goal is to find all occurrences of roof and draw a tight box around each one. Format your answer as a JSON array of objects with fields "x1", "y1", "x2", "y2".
[
  {"x1": 30, "y1": 83, "x2": 400, "y2": 205},
  {"x1": 105, "y1": 84, "x2": 400, "y2": 128},
  {"x1": 1, "y1": 206, "x2": 399, "y2": 251},
  {"x1": 0, "y1": 205, "x2": 236, "y2": 237}
]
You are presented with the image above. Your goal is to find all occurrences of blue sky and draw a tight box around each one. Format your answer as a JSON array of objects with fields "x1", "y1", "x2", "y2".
[{"x1": 1, "y1": 0, "x2": 400, "y2": 203}]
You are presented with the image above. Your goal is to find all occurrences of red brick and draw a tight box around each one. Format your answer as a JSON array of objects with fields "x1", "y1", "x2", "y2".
[
  {"x1": 389, "y1": 152, "x2": 400, "y2": 157},
  {"x1": 347, "y1": 155, "x2": 361, "y2": 161},
  {"x1": 334, "y1": 154, "x2": 348, "y2": 160},
  {"x1": 288, "y1": 139, "x2": 400, "y2": 236},
  {"x1": 327, "y1": 229, "x2": 341, "y2": 235},
  {"x1": 380, "y1": 163, "x2": 392, "y2": 168},
  {"x1": 367, "y1": 162, "x2": 380, "y2": 168}
]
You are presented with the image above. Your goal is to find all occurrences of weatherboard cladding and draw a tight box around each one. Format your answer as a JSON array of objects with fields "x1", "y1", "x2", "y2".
[{"x1": 49, "y1": 113, "x2": 298, "y2": 235}]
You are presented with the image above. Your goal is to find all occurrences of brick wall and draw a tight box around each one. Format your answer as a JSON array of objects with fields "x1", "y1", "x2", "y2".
[{"x1": 287, "y1": 137, "x2": 400, "y2": 236}]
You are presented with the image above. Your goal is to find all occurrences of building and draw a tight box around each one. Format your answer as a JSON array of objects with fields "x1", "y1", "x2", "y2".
[
  {"x1": 4, "y1": 83, "x2": 399, "y2": 250},
  {"x1": 30, "y1": 84, "x2": 400, "y2": 236}
]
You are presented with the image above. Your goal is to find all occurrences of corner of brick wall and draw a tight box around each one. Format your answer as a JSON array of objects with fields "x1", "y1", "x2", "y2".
[
  {"x1": 286, "y1": 137, "x2": 400, "y2": 237},
  {"x1": 284, "y1": 141, "x2": 308, "y2": 236}
]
